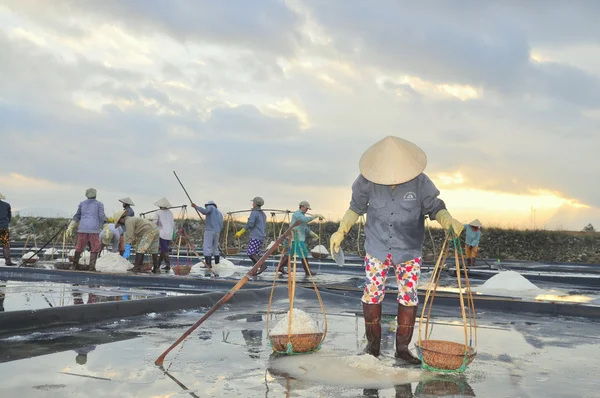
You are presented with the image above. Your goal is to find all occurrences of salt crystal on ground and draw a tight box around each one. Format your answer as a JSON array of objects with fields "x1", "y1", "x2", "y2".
[
  {"x1": 96, "y1": 253, "x2": 131, "y2": 273},
  {"x1": 311, "y1": 245, "x2": 329, "y2": 254},
  {"x1": 270, "y1": 308, "x2": 320, "y2": 336}
]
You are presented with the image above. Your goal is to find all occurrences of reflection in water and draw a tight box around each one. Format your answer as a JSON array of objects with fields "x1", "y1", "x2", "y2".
[
  {"x1": 73, "y1": 345, "x2": 96, "y2": 365},
  {"x1": 0, "y1": 282, "x2": 5, "y2": 312},
  {"x1": 159, "y1": 366, "x2": 201, "y2": 398}
]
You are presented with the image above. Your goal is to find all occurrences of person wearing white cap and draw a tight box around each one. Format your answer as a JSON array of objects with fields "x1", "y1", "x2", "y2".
[
  {"x1": 0, "y1": 193, "x2": 15, "y2": 266},
  {"x1": 66, "y1": 188, "x2": 106, "y2": 271},
  {"x1": 277, "y1": 200, "x2": 324, "y2": 276},
  {"x1": 114, "y1": 210, "x2": 161, "y2": 273},
  {"x1": 99, "y1": 222, "x2": 123, "y2": 254},
  {"x1": 235, "y1": 197, "x2": 267, "y2": 275},
  {"x1": 118, "y1": 197, "x2": 135, "y2": 255},
  {"x1": 152, "y1": 197, "x2": 176, "y2": 271},
  {"x1": 191, "y1": 200, "x2": 224, "y2": 268},
  {"x1": 329, "y1": 136, "x2": 464, "y2": 364},
  {"x1": 464, "y1": 219, "x2": 482, "y2": 267}
]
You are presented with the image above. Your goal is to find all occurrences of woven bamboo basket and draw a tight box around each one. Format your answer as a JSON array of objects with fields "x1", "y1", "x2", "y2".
[
  {"x1": 54, "y1": 261, "x2": 72, "y2": 270},
  {"x1": 22, "y1": 258, "x2": 38, "y2": 265},
  {"x1": 173, "y1": 265, "x2": 192, "y2": 276},
  {"x1": 68, "y1": 255, "x2": 75, "y2": 262},
  {"x1": 415, "y1": 377, "x2": 476, "y2": 396},
  {"x1": 310, "y1": 251, "x2": 329, "y2": 260},
  {"x1": 225, "y1": 247, "x2": 239, "y2": 255},
  {"x1": 416, "y1": 340, "x2": 476, "y2": 371},
  {"x1": 269, "y1": 332, "x2": 324, "y2": 353}
]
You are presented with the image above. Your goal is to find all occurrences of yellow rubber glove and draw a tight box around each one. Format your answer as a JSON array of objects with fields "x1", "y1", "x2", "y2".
[
  {"x1": 101, "y1": 224, "x2": 113, "y2": 245},
  {"x1": 330, "y1": 209, "x2": 359, "y2": 254},
  {"x1": 66, "y1": 220, "x2": 78, "y2": 238},
  {"x1": 435, "y1": 209, "x2": 464, "y2": 236},
  {"x1": 235, "y1": 228, "x2": 246, "y2": 239}
]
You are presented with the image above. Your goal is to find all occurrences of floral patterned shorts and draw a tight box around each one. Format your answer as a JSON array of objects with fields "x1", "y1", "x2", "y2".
[
  {"x1": 361, "y1": 253, "x2": 421, "y2": 306},
  {"x1": 137, "y1": 228, "x2": 160, "y2": 254}
]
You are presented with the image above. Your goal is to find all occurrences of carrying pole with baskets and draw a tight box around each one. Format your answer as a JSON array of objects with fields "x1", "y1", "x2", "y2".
[
  {"x1": 265, "y1": 230, "x2": 328, "y2": 355},
  {"x1": 415, "y1": 232, "x2": 478, "y2": 373}
]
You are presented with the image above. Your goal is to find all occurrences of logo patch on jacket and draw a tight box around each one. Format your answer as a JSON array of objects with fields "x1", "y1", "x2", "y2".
[{"x1": 403, "y1": 192, "x2": 417, "y2": 201}]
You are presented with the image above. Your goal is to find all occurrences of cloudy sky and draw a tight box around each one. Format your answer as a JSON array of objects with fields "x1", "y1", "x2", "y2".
[{"x1": 1, "y1": 0, "x2": 600, "y2": 230}]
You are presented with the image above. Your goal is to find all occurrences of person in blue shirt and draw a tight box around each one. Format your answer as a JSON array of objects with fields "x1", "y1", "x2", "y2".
[
  {"x1": 464, "y1": 219, "x2": 482, "y2": 267},
  {"x1": 0, "y1": 193, "x2": 15, "y2": 266},
  {"x1": 235, "y1": 197, "x2": 268, "y2": 275},
  {"x1": 191, "y1": 200, "x2": 224, "y2": 268},
  {"x1": 276, "y1": 200, "x2": 324, "y2": 276}
]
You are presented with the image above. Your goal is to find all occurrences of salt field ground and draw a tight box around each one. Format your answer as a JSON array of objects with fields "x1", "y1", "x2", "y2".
[
  {"x1": 1, "y1": 291, "x2": 599, "y2": 397},
  {"x1": 2, "y1": 256, "x2": 600, "y2": 397}
]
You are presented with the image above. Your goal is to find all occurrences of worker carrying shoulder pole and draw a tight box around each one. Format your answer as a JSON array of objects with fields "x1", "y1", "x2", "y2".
[
  {"x1": 277, "y1": 200, "x2": 324, "y2": 277},
  {"x1": 464, "y1": 219, "x2": 482, "y2": 267},
  {"x1": 191, "y1": 200, "x2": 224, "y2": 268},
  {"x1": 66, "y1": 188, "x2": 106, "y2": 271},
  {"x1": 235, "y1": 197, "x2": 268, "y2": 276},
  {"x1": 329, "y1": 136, "x2": 464, "y2": 365}
]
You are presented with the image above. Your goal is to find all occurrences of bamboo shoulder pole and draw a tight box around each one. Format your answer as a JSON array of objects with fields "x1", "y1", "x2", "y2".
[{"x1": 154, "y1": 219, "x2": 301, "y2": 366}]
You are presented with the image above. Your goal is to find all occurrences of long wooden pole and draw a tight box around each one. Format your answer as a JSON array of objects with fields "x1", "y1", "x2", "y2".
[
  {"x1": 154, "y1": 219, "x2": 301, "y2": 366},
  {"x1": 173, "y1": 171, "x2": 204, "y2": 224}
]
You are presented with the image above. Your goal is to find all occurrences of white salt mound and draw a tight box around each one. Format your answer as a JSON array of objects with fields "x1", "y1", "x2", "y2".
[
  {"x1": 311, "y1": 245, "x2": 329, "y2": 255},
  {"x1": 21, "y1": 251, "x2": 39, "y2": 260},
  {"x1": 270, "y1": 308, "x2": 319, "y2": 336},
  {"x1": 96, "y1": 252, "x2": 131, "y2": 273},
  {"x1": 44, "y1": 248, "x2": 59, "y2": 255},
  {"x1": 189, "y1": 258, "x2": 247, "y2": 278},
  {"x1": 266, "y1": 241, "x2": 276, "y2": 251},
  {"x1": 475, "y1": 270, "x2": 540, "y2": 293}
]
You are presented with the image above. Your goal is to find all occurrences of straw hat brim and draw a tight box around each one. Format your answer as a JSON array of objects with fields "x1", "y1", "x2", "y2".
[
  {"x1": 119, "y1": 197, "x2": 135, "y2": 206},
  {"x1": 469, "y1": 219, "x2": 482, "y2": 228},
  {"x1": 154, "y1": 197, "x2": 172, "y2": 208},
  {"x1": 359, "y1": 136, "x2": 427, "y2": 185}
]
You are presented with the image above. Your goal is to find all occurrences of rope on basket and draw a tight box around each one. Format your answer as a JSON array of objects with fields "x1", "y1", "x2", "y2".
[
  {"x1": 417, "y1": 232, "x2": 477, "y2": 373},
  {"x1": 266, "y1": 231, "x2": 328, "y2": 355}
]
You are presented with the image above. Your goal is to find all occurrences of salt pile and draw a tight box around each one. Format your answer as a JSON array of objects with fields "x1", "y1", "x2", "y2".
[
  {"x1": 311, "y1": 245, "x2": 329, "y2": 254},
  {"x1": 266, "y1": 241, "x2": 276, "y2": 251},
  {"x1": 43, "y1": 248, "x2": 59, "y2": 255},
  {"x1": 188, "y1": 258, "x2": 249, "y2": 278},
  {"x1": 474, "y1": 270, "x2": 545, "y2": 299},
  {"x1": 96, "y1": 253, "x2": 131, "y2": 273},
  {"x1": 270, "y1": 308, "x2": 319, "y2": 336}
]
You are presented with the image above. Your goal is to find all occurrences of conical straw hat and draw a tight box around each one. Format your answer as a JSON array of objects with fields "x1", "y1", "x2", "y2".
[
  {"x1": 359, "y1": 136, "x2": 427, "y2": 185},
  {"x1": 154, "y1": 197, "x2": 172, "y2": 208},
  {"x1": 469, "y1": 219, "x2": 482, "y2": 228},
  {"x1": 119, "y1": 197, "x2": 135, "y2": 206}
]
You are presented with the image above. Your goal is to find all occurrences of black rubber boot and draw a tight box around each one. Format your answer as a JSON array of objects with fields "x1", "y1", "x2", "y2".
[
  {"x1": 73, "y1": 251, "x2": 82, "y2": 271},
  {"x1": 276, "y1": 256, "x2": 288, "y2": 275},
  {"x1": 214, "y1": 255, "x2": 220, "y2": 265},
  {"x1": 301, "y1": 258, "x2": 317, "y2": 276},
  {"x1": 163, "y1": 252, "x2": 171, "y2": 271},
  {"x1": 88, "y1": 252, "x2": 98, "y2": 272},
  {"x1": 362, "y1": 302, "x2": 382, "y2": 357},
  {"x1": 205, "y1": 256, "x2": 212, "y2": 268},
  {"x1": 128, "y1": 253, "x2": 145, "y2": 273},
  {"x1": 3, "y1": 246, "x2": 15, "y2": 266},
  {"x1": 395, "y1": 305, "x2": 421, "y2": 365},
  {"x1": 151, "y1": 254, "x2": 160, "y2": 274}
]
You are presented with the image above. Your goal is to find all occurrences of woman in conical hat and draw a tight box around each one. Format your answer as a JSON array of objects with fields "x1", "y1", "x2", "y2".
[
  {"x1": 152, "y1": 197, "x2": 175, "y2": 271},
  {"x1": 330, "y1": 136, "x2": 464, "y2": 365},
  {"x1": 464, "y1": 219, "x2": 482, "y2": 267}
]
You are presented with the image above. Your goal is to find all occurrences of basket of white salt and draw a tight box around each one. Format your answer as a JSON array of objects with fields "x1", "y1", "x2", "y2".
[
  {"x1": 21, "y1": 251, "x2": 39, "y2": 265},
  {"x1": 266, "y1": 230, "x2": 328, "y2": 355},
  {"x1": 310, "y1": 245, "x2": 329, "y2": 260},
  {"x1": 416, "y1": 234, "x2": 477, "y2": 372},
  {"x1": 173, "y1": 265, "x2": 192, "y2": 276},
  {"x1": 268, "y1": 308, "x2": 324, "y2": 354}
]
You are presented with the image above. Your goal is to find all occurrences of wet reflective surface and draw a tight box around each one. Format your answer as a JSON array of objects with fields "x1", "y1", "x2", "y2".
[{"x1": 1, "y1": 295, "x2": 600, "y2": 397}]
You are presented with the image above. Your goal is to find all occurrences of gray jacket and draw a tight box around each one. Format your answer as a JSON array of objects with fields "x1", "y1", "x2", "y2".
[
  {"x1": 73, "y1": 199, "x2": 106, "y2": 234},
  {"x1": 0, "y1": 201, "x2": 11, "y2": 229},
  {"x1": 194, "y1": 205, "x2": 224, "y2": 233},
  {"x1": 349, "y1": 173, "x2": 446, "y2": 263},
  {"x1": 244, "y1": 209, "x2": 267, "y2": 240}
]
